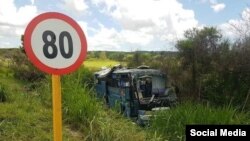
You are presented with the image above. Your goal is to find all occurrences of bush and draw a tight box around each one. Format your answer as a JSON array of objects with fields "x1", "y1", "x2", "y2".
[
  {"x1": 74, "y1": 67, "x2": 94, "y2": 88},
  {"x1": 202, "y1": 70, "x2": 250, "y2": 110},
  {"x1": 0, "y1": 83, "x2": 7, "y2": 102},
  {"x1": 9, "y1": 48, "x2": 45, "y2": 84}
]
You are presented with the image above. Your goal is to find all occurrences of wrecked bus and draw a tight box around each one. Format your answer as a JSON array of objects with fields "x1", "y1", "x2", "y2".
[{"x1": 94, "y1": 65, "x2": 177, "y2": 124}]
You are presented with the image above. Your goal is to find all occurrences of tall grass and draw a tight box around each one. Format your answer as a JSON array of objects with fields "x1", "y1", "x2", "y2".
[
  {"x1": 62, "y1": 70, "x2": 100, "y2": 128},
  {"x1": 60, "y1": 67, "x2": 250, "y2": 141},
  {"x1": 0, "y1": 83, "x2": 7, "y2": 102},
  {"x1": 60, "y1": 67, "x2": 150, "y2": 141},
  {"x1": 0, "y1": 79, "x2": 53, "y2": 141},
  {"x1": 149, "y1": 101, "x2": 250, "y2": 141}
]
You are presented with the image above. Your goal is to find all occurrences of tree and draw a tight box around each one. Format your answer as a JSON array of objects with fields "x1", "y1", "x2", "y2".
[
  {"x1": 176, "y1": 27, "x2": 224, "y2": 99},
  {"x1": 127, "y1": 51, "x2": 143, "y2": 67},
  {"x1": 229, "y1": 7, "x2": 250, "y2": 109},
  {"x1": 99, "y1": 51, "x2": 107, "y2": 60}
]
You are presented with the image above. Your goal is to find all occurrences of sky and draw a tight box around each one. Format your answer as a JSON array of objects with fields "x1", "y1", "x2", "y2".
[{"x1": 0, "y1": 0, "x2": 249, "y2": 51}]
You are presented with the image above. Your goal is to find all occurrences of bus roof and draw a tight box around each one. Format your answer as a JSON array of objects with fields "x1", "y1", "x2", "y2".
[
  {"x1": 94, "y1": 65, "x2": 165, "y2": 79},
  {"x1": 113, "y1": 68, "x2": 163, "y2": 75}
]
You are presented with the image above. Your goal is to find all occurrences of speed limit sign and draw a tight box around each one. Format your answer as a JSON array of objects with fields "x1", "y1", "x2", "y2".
[{"x1": 24, "y1": 12, "x2": 87, "y2": 75}]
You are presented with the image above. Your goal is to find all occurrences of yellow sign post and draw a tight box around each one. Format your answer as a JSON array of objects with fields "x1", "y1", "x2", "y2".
[
  {"x1": 52, "y1": 75, "x2": 62, "y2": 141},
  {"x1": 24, "y1": 12, "x2": 87, "y2": 141}
]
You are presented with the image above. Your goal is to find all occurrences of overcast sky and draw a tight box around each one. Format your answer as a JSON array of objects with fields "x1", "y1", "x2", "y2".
[{"x1": 0, "y1": 0, "x2": 249, "y2": 51}]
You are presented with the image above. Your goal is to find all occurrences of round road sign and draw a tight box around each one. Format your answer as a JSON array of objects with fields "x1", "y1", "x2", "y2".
[{"x1": 24, "y1": 12, "x2": 87, "y2": 75}]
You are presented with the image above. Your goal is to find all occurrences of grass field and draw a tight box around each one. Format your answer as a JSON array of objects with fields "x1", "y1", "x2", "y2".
[
  {"x1": 83, "y1": 58, "x2": 125, "y2": 70},
  {"x1": 0, "y1": 73, "x2": 83, "y2": 140},
  {"x1": 150, "y1": 101, "x2": 250, "y2": 140}
]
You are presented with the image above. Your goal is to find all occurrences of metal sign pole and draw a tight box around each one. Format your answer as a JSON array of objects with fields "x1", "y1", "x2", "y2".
[{"x1": 52, "y1": 75, "x2": 62, "y2": 141}]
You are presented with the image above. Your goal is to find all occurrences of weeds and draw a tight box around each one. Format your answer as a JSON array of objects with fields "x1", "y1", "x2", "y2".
[
  {"x1": 149, "y1": 101, "x2": 250, "y2": 141},
  {"x1": 61, "y1": 67, "x2": 148, "y2": 140}
]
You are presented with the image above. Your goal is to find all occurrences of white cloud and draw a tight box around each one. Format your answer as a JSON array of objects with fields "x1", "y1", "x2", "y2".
[
  {"x1": 218, "y1": 23, "x2": 235, "y2": 40},
  {"x1": 31, "y1": 0, "x2": 35, "y2": 5},
  {"x1": 63, "y1": 0, "x2": 88, "y2": 12},
  {"x1": 91, "y1": 0, "x2": 198, "y2": 50},
  {"x1": 0, "y1": 0, "x2": 38, "y2": 48},
  {"x1": 200, "y1": 0, "x2": 226, "y2": 12},
  {"x1": 211, "y1": 3, "x2": 226, "y2": 12},
  {"x1": 87, "y1": 23, "x2": 155, "y2": 51},
  {"x1": 228, "y1": 8, "x2": 250, "y2": 38},
  {"x1": 209, "y1": 0, "x2": 217, "y2": 5},
  {"x1": 242, "y1": 7, "x2": 250, "y2": 21},
  {"x1": 87, "y1": 24, "x2": 121, "y2": 51},
  {"x1": 0, "y1": 0, "x2": 37, "y2": 26},
  {"x1": 120, "y1": 30, "x2": 153, "y2": 45},
  {"x1": 77, "y1": 21, "x2": 89, "y2": 37},
  {"x1": 219, "y1": 8, "x2": 250, "y2": 41}
]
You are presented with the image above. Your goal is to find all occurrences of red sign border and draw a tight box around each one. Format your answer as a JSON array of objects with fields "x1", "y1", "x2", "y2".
[{"x1": 24, "y1": 12, "x2": 87, "y2": 75}]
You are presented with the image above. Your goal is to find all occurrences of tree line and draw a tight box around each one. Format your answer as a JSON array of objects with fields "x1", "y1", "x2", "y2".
[{"x1": 125, "y1": 10, "x2": 250, "y2": 110}]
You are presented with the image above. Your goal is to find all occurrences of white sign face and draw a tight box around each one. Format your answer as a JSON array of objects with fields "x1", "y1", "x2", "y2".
[
  {"x1": 31, "y1": 19, "x2": 81, "y2": 69},
  {"x1": 24, "y1": 12, "x2": 87, "y2": 75}
]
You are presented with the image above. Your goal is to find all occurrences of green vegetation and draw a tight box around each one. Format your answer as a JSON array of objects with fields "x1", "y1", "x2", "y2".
[
  {"x1": 0, "y1": 68, "x2": 52, "y2": 140},
  {"x1": 83, "y1": 58, "x2": 123, "y2": 71},
  {"x1": 0, "y1": 87, "x2": 53, "y2": 140},
  {"x1": 121, "y1": 27, "x2": 250, "y2": 110},
  {"x1": 150, "y1": 102, "x2": 250, "y2": 140},
  {"x1": 9, "y1": 38, "x2": 45, "y2": 83},
  {"x1": 0, "y1": 61, "x2": 84, "y2": 140},
  {"x1": 0, "y1": 50, "x2": 150, "y2": 140},
  {"x1": 175, "y1": 27, "x2": 250, "y2": 109},
  {"x1": 1, "y1": 48, "x2": 250, "y2": 140},
  {"x1": 61, "y1": 69, "x2": 150, "y2": 140},
  {"x1": 0, "y1": 83, "x2": 7, "y2": 102}
]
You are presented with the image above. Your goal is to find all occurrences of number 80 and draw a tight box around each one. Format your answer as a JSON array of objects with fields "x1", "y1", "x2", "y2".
[{"x1": 42, "y1": 30, "x2": 73, "y2": 59}]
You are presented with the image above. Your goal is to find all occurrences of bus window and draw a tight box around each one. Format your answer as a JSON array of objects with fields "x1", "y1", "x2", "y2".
[{"x1": 138, "y1": 77, "x2": 152, "y2": 98}]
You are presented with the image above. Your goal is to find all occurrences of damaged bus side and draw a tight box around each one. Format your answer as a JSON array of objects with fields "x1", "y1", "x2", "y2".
[{"x1": 94, "y1": 65, "x2": 177, "y2": 125}]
